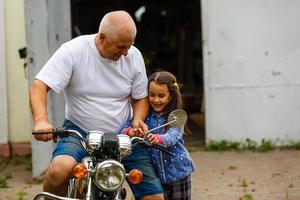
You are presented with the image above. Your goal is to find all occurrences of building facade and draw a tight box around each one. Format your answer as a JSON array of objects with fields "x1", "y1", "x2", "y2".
[{"x1": 0, "y1": 0, "x2": 31, "y2": 158}]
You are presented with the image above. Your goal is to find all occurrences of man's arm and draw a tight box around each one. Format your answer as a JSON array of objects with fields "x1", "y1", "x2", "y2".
[
  {"x1": 131, "y1": 97, "x2": 149, "y2": 134},
  {"x1": 29, "y1": 79, "x2": 54, "y2": 141}
]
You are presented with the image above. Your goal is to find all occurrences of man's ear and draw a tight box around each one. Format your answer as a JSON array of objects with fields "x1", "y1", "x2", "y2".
[{"x1": 98, "y1": 33, "x2": 105, "y2": 44}]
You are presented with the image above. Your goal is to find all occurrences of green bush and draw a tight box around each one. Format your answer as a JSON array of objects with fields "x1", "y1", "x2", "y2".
[{"x1": 205, "y1": 138, "x2": 275, "y2": 152}]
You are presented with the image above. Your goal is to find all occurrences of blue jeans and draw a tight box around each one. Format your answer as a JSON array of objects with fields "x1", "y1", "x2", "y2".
[
  {"x1": 52, "y1": 119, "x2": 89, "y2": 162},
  {"x1": 53, "y1": 119, "x2": 163, "y2": 198},
  {"x1": 122, "y1": 142, "x2": 163, "y2": 198}
]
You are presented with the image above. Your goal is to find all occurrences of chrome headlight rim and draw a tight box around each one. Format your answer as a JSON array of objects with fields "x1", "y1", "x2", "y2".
[{"x1": 93, "y1": 160, "x2": 126, "y2": 191}]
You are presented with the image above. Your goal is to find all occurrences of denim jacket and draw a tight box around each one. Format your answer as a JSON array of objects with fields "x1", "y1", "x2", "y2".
[{"x1": 121, "y1": 109, "x2": 195, "y2": 184}]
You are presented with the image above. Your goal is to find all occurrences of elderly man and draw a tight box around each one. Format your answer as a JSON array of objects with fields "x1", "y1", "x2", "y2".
[{"x1": 30, "y1": 10, "x2": 164, "y2": 200}]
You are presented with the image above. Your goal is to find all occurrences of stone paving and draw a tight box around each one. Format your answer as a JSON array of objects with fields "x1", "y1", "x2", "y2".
[
  {"x1": 2, "y1": 113, "x2": 300, "y2": 199},
  {"x1": 1, "y1": 149, "x2": 300, "y2": 200},
  {"x1": 1, "y1": 113, "x2": 300, "y2": 200},
  {"x1": 191, "y1": 150, "x2": 300, "y2": 200}
]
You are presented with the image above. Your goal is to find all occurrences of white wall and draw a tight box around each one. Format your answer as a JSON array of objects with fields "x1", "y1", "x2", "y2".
[
  {"x1": 5, "y1": 0, "x2": 31, "y2": 143},
  {"x1": 0, "y1": 0, "x2": 8, "y2": 144},
  {"x1": 25, "y1": 0, "x2": 71, "y2": 177},
  {"x1": 202, "y1": 0, "x2": 300, "y2": 144}
]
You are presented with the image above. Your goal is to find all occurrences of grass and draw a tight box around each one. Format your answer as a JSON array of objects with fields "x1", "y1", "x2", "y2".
[
  {"x1": 240, "y1": 179, "x2": 248, "y2": 191},
  {"x1": 0, "y1": 155, "x2": 32, "y2": 189},
  {"x1": 204, "y1": 138, "x2": 281, "y2": 152},
  {"x1": 0, "y1": 177, "x2": 8, "y2": 188},
  {"x1": 204, "y1": 140, "x2": 240, "y2": 151},
  {"x1": 0, "y1": 155, "x2": 32, "y2": 168},
  {"x1": 239, "y1": 194, "x2": 253, "y2": 200},
  {"x1": 187, "y1": 146, "x2": 204, "y2": 152},
  {"x1": 293, "y1": 141, "x2": 300, "y2": 150},
  {"x1": 203, "y1": 137, "x2": 300, "y2": 152},
  {"x1": 187, "y1": 137, "x2": 300, "y2": 153},
  {"x1": 17, "y1": 191, "x2": 27, "y2": 200}
]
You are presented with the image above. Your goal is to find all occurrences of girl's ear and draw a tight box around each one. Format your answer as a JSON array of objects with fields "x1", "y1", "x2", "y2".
[{"x1": 168, "y1": 93, "x2": 174, "y2": 102}]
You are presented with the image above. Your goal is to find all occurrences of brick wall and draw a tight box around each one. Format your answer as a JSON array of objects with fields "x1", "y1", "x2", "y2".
[{"x1": 0, "y1": 143, "x2": 31, "y2": 158}]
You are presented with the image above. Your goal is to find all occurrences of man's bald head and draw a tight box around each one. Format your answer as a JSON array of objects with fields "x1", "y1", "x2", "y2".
[{"x1": 98, "y1": 10, "x2": 137, "y2": 41}]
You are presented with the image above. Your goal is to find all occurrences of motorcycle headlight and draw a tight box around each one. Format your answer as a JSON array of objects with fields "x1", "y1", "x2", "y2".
[{"x1": 93, "y1": 160, "x2": 126, "y2": 191}]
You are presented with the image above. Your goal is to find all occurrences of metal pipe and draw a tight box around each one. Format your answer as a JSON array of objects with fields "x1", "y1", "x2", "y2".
[
  {"x1": 145, "y1": 118, "x2": 176, "y2": 134},
  {"x1": 33, "y1": 192, "x2": 80, "y2": 200}
]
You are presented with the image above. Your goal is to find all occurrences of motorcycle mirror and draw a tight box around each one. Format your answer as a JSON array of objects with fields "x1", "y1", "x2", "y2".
[
  {"x1": 144, "y1": 109, "x2": 188, "y2": 135},
  {"x1": 167, "y1": 109, "x2": 187, "y2": 128}
]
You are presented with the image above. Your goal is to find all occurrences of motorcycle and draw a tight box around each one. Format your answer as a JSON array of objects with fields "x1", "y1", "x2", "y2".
[{"x1": 32, "y1": 109, "x2": 187, "y2": 200}]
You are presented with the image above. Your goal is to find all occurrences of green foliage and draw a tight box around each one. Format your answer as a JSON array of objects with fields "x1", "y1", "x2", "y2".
[
  {"x1": 257, "y1": 139, "x2": 273, "y2": 152},
  {"x1": 0, "y1": 155, "x2": 32, "y2": 189},
  {"x1": 205, "y1": 140, "x2": 240, "y2": 151},
  {"x1": 0, "y1": 177, "x2": 8, "y2": 188},
  {"x1": 26, "y1": 161, "x2": 32, "y2": 171},
  {"x1": 240, "y1": 179, "x2": 248, "y2": 188},
  {"x1": 187, "y1": 146, "x2": 204, "y2": 152},
  {"x1": 17, "y1": 191, "x2": 27, "y2": 200},
  {"x1": 10, "y1": 155, "x2": 31, "y2": 166},
  {"x1": 0, "y1": 159, "x2": 10, "y2": 170},
  {"x1": 0, "y1": 155, "x2": 31, "y2": 167},
  {"x1": 292, "y1": 141, "x2": 300, "y2": 150},
  {"x1": 5, "y1": 171, "x2": 12, "y2": 179},
  {"x1": 239, "y1": 194, "x2": 253, "y2": 200},
  {"x1": 205, "y1": 138, "x2": 275, "y2": 152},
  {"x1": 241, "y1": 138, "x2": 257, "y2": 151}
]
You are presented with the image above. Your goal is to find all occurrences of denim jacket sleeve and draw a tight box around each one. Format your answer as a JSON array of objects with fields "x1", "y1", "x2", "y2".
[{"x1": 160, "y1": 127, "x2": 183, "y2": 147}]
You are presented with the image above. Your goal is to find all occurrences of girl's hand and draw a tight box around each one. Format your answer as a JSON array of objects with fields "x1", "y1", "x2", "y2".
[{"x1": 146, "y1": 133, "x2": 159, "y2": 144}]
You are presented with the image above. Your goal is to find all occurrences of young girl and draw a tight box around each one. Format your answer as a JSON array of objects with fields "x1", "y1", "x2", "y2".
[{"x1": 122, "y1": 71, "x2": 195, "y2": 200}]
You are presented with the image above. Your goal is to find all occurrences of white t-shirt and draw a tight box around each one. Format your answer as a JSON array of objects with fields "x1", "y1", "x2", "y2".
[{"x1": 36, "y1": 34, "x2": 148, "y2": 132}]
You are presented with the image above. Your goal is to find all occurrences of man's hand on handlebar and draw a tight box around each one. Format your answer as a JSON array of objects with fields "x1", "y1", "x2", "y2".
[{"x1": 32, "y1": 120, "x2": 56, "y2": 142}]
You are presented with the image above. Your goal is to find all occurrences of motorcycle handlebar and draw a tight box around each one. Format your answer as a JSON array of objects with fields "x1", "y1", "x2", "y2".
[
  {"x1": 131, "y1": 137, "x2": 175, "y2": 156},
  {"x1": 32, "y1": 128, "x2": 85, "y2": 141},
  {"x1": 32, "y1": 130, "x2": 174, "y2": 156}
]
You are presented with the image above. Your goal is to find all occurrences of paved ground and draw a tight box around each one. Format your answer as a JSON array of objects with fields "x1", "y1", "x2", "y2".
[
  {"x1": 192, "y1": 150, "x2": 300, "y2": 200},
  {"x1": 1, "y1": 115, "x2": 300, "y2": 200},
  {"x1": 1, "y1": 149, "x2": 300, "y2": 200}
]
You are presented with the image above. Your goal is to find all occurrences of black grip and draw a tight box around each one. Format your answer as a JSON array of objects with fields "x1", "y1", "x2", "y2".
[
  {"x1": 143, "y1": 140, "x2": 175, "y2": 156},
  {"x1": 55, "y1": 128, "x2": 69, "y2": 138},
  {"x1": 152, "y1": 144, "x2": 175, "y2": 156},
  {"x1": 32, "y1": 128, "x2": 69, "y2": 138},
  {"x1": 32, "y1": 131, "x2": 55, "y2": 135}
]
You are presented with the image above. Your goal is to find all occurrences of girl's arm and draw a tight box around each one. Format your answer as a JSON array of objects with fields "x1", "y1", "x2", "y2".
[
  {"x1": 120, "y1": 120, "x2": 144, "y2": 137},
  {"x1": 149, "y1": 127, "x2": 182, "y2": 147},
  {"x1": 120, "y1": 120, "x2": 132, "y2": 134}
]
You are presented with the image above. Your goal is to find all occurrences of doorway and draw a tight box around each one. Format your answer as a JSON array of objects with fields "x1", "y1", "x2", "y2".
[{"x1": 71, "y1": 0, "x2": 205, "y2": 147}]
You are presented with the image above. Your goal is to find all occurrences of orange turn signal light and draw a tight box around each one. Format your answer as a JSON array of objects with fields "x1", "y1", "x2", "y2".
[
  {"x1": 128, "y1": 169, "x2": 143, "y2": 184},
  {"x1": 73, "y1": 164, "x2": 88, "y2": 180}
]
